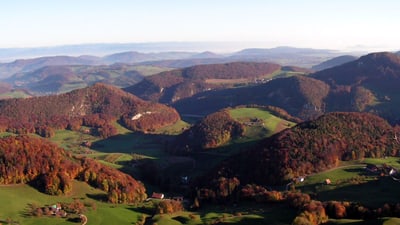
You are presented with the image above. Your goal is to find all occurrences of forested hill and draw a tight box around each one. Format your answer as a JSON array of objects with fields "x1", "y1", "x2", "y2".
[
  {"x1": 0, "y1": 135, "x2": 147, "y2": 203},
  {"x1": 205, "y1": 112, "x2": 400, "y2": 186},
  {"x1": 170, "y1": 52, "x2": 400, "y2": 124},
  {"x1": 171, "y1": 110, "x2": 245, "y2": 152},
  {"x1": 311, "y1": 52, "x2": 400, "y2": 123},
  {"x1": 172, "y1": 75, "x2": 329, "y2": 119},
  {"x1": 0, "y1": 83, "x2": 180, "y2": 134},
  {"x1": 124, "y1": 62, "x2": 282, "y2": 103}
]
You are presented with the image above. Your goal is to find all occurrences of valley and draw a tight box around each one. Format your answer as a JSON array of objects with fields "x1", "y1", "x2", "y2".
[{"x1": 1, "y1": 48, "x2": 400, "y2": 225}]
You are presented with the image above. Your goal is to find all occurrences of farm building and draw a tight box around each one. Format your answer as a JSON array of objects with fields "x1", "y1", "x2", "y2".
[{"x1": 151, "y1": 192, "x2": 164, "y2": 199}]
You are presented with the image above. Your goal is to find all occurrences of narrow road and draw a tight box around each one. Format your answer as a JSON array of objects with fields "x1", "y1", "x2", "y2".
[{"x1": 80, "y1": 214, "x2": 88, "y2": 225}]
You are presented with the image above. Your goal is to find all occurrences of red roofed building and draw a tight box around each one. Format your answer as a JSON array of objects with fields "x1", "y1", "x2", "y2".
[{"x1": 151, "y1": 192, "x2": 164, "y2": 199}]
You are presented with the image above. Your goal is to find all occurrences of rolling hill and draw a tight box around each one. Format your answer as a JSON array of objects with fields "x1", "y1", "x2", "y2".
[
  {"x1": 0, "y1": 55, "x2": 101, "y2": 79},
  {"x1": 169, "y1": 52, "x2": 400, "y2": 124},
  {"x1": 124, "y1": 62, "x2": 305, "y2": 104},
  {"x1": 171, "y1": 106, "x2": 298, "y2": 152},
  {"x1": 0, "y1": 46, "x2": 346, "y2": 97},
  {"x1": 0, "y1": 135, "x2": 147, "y2": 203},
  {"x1": 4, "y1": 64, "x2": 156, "y2": 95},
  {"x1": 202, "y1": 112, "x2": 400, "y2": 186},
  {"x1": 312, "y1": 52, "x2": 400, "y2": 123},
  {"x1": 139, "y1": 46, "x2": 341, "y2": 69},
  {"x1": 171, "y1": 75, "x2": 329, "y2": 119},
  {"x1": 0, "y1": 83, "x2": 180, "y2": 134}
]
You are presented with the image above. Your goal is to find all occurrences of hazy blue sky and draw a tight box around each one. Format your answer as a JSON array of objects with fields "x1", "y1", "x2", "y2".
[{"x1": 1, "y1": 0, "x2": 399, "y2": 51}]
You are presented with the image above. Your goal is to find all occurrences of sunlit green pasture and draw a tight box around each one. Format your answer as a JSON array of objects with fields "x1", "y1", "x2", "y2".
[
  {"x1": 229, "y1": 107, "x2": 295, "y2": 142},
  {"x1": 0, "y1": 181, "x2": 142, "y2": 225}
]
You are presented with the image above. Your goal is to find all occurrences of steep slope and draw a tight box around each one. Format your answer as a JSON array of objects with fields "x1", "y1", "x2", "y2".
[
  {"x1": 313, "y1": 52, "x2": 400, "y2": 85},
  {"x1": 0, "y1": 83, "x2": 180, "y2": 134},
  {"x1": 205, "y1": 112, "x2": 400, "y2": 186},
  {"x1": 125, "y1": 62, "x2": 282, "y2": 103},
  {"x1": 311, "y1": 55, "x2": 357, "y2": 71},
  {"x1": 312, "y1": 52, "x2": 400, "y2": 122}
]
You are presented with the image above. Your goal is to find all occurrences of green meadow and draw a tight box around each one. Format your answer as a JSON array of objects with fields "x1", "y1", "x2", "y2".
[
  {"x1": 298, "y1": 158, "x2": 400, "y2": 207},
  {"x1": 0, "y1": 181, "x2": 298, "y2": 225},
  {"x1": 0, "y1": 181, "x2": 142, "y2": 225},
  {"x1": 229, "y1": 107, "x2": 295, "y2": 142}
]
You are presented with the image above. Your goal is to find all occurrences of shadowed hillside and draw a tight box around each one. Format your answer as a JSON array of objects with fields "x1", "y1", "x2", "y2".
[
  {"x1": 172, "y1": 75, "x2": 329, "y2": 119},
  {"x1": 124, "y1": 62, "x2": 282, "y2": 103},
  {"x1": 311, "y1": 55, "x2": 357, "y2": 71},
  {"x1": 313, "y1": 52, "x2": 400, "y2": 123}
]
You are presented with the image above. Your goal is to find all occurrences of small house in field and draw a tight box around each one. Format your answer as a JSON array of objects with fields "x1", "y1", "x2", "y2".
[
  {"x1": 390, "y1": 168, "x2": 398, "y2": 176},
  {"x1": 324, "y1": 179, "x2": 331, "y2": 185},
  {"x1": 366, "y1": 164, "x2": 378, "y2": 173},
  {"x1": 296, "y1": 176, "x2": 305, "y2": 183},
  {"x1": 151, "y1": 192, "x2": 164, "y2": 199}
]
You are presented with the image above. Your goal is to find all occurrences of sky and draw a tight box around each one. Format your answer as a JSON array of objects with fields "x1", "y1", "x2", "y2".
[{"x1": 1, "y1": 0, "x2": 399, "y2": 52}]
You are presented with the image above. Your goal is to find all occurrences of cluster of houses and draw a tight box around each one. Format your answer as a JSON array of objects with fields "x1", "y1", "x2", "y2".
[
  {"x1": 365, "y1": 163, "x2": 398, "y2": 177},
  {"x1": 291, "y1": 163, "x2": 399, "y2": 189},
  {"x1": 254, "y1": 78, "x2": 272, "y2": 84}
]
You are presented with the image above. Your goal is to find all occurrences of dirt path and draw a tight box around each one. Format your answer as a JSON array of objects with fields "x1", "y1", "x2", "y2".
[{"x1": 80, "y1": 214, "x2": 88, "y2": 225}]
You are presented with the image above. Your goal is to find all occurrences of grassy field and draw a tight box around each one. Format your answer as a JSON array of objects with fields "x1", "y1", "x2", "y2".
[
  {"x1": 0, "y1": 181, "x2": 143, "y2": 225},
  {"x1": 229, "y1": 107, "x2": 295, "y2": 142},
  {"x1": 49, "y1": 120, "x2": 188, "y2": 157},
  {"x1": 0, "y1": 181, "x2": 298, "y2": 225},
  {"x1": 297, "y1": 157, "x2": 400, "y2": 207},
  {"x1": 149, "y1": 203, "x2": 297, "y2": 225}
]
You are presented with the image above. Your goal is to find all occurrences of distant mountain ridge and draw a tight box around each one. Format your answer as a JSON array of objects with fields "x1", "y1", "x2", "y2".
[
  {"x1": 311, "y1": 55, "x2": 358, "y2": 71},
  {"x1": 102, "y1": 51, "x2": 196, "y2": 64},
  {"x1": 0, "y1": 46, "x2": 345, "y2": 79},
  {"x1": 4, "y1": 64, "x2": 147, "y2": 95}
]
